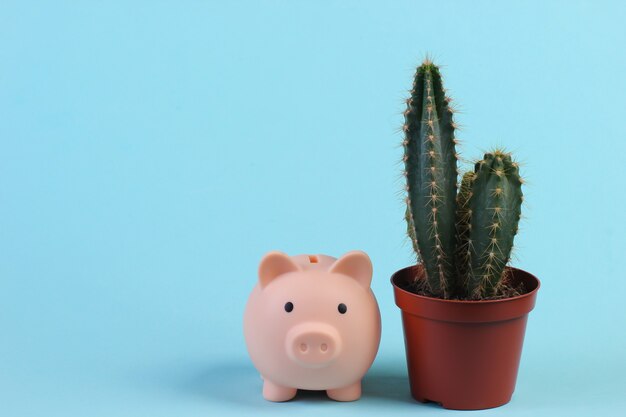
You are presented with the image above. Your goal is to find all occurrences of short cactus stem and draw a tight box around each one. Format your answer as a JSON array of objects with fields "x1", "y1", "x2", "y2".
[{"x1": 464, "y1": 151, "x2": 523, "y2": 298}]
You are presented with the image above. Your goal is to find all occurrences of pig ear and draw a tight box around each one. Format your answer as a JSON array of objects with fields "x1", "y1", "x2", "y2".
[
  {"x1": 329, "y1": 251, "x2": 373, "y2": 288},
  {"x1": 258, "y1": 251, "x2": 301, "y2": 289}
]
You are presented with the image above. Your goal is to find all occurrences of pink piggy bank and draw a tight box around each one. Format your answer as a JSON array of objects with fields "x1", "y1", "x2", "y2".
[{"x1": 243, "y1": 251, "x2": 381, "y2": 402}]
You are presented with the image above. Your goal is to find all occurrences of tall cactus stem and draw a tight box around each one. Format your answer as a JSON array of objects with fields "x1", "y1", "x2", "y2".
[{"x1": 403, "y1": 61, "x2": 459, "y2": 297}]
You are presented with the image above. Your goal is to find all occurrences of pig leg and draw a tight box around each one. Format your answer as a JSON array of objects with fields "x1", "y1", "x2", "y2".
[
  {"x1": 262, "y1": 378, "x2": 297, "y2": 402},
  {"x1": 327, "y1": 381, "x2": 361, "y2": 401}
]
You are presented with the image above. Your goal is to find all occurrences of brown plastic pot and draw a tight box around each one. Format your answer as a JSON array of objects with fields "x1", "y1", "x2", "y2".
[{"x1": 391, "y1": 265, "x2": 540, "y2": 410}]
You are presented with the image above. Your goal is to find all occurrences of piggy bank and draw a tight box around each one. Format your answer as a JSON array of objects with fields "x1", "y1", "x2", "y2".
[{"x1": 243, "y1": 251, "x2": 381, "y2": 402}]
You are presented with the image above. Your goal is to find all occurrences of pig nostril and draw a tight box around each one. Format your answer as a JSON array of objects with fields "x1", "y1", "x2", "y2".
[
  {"x1": 320, "y1": 343, "x2": 328, "y2": 352},
  {"x1": 299, "y1": 343, "x2": 308, "y2": 353}
]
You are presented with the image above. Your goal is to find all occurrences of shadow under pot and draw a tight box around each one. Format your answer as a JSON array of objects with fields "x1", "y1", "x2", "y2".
[{"x1": 391, "y1": 265, "x2": 540, "y2": 410}]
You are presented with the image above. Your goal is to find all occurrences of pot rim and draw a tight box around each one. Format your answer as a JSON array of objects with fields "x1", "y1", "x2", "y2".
[
  {"x1": 391, "y1": 265, "x2": 540, "y2": 322},
  {"x1": 391, "y1": 264, "x2": 540, "y2": 305}
]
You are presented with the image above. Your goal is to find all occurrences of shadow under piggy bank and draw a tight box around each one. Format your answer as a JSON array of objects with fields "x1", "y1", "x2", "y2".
[{"x1": 176, "y1": 360, "x2": 414, "y2": 406}]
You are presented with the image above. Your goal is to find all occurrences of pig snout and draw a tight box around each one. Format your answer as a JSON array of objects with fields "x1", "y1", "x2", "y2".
[{"x1": 285, "y1": 322, "x2": 341, "y2": 368}]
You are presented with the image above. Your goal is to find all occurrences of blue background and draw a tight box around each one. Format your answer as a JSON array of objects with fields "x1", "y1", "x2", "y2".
[{"x1": 1, "y1": 1, "x2": 625, "y2": 416}]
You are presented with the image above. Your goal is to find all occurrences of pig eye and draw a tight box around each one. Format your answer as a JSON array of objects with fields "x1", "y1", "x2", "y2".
[
  {"x1": 284, "y1": 302, "x2": 294, "y2": 313},
  {"x1": 338, "y1": 303, "x2": 347, "y2": 314}
]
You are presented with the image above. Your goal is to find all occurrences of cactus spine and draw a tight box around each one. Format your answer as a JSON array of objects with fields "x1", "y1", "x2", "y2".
[
  {"x1": 403, "y1": 60, "x2": 459, "y2": 298},
  {"x1": 402, "y1": 60, "x2": 524, "y2": 300},
  {"x1": 462, "y1": 151, "x2": 523, "y2": 298}
]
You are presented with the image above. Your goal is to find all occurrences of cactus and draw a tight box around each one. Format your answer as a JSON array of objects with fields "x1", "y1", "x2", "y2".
[
  {"x1": 403, "y1": 60, "x2": 459, "y2": 298},
  {"x1": 462, "y1": 151, "x2": 523, "y2": 298},
  {"x1": 402, "y1": 60, "x2": 524, "y2": 300}
]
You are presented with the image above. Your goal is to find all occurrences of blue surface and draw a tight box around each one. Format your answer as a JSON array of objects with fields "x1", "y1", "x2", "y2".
[{"x1": 1, "y1": 1, "x2": 625, "y2": 416}]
